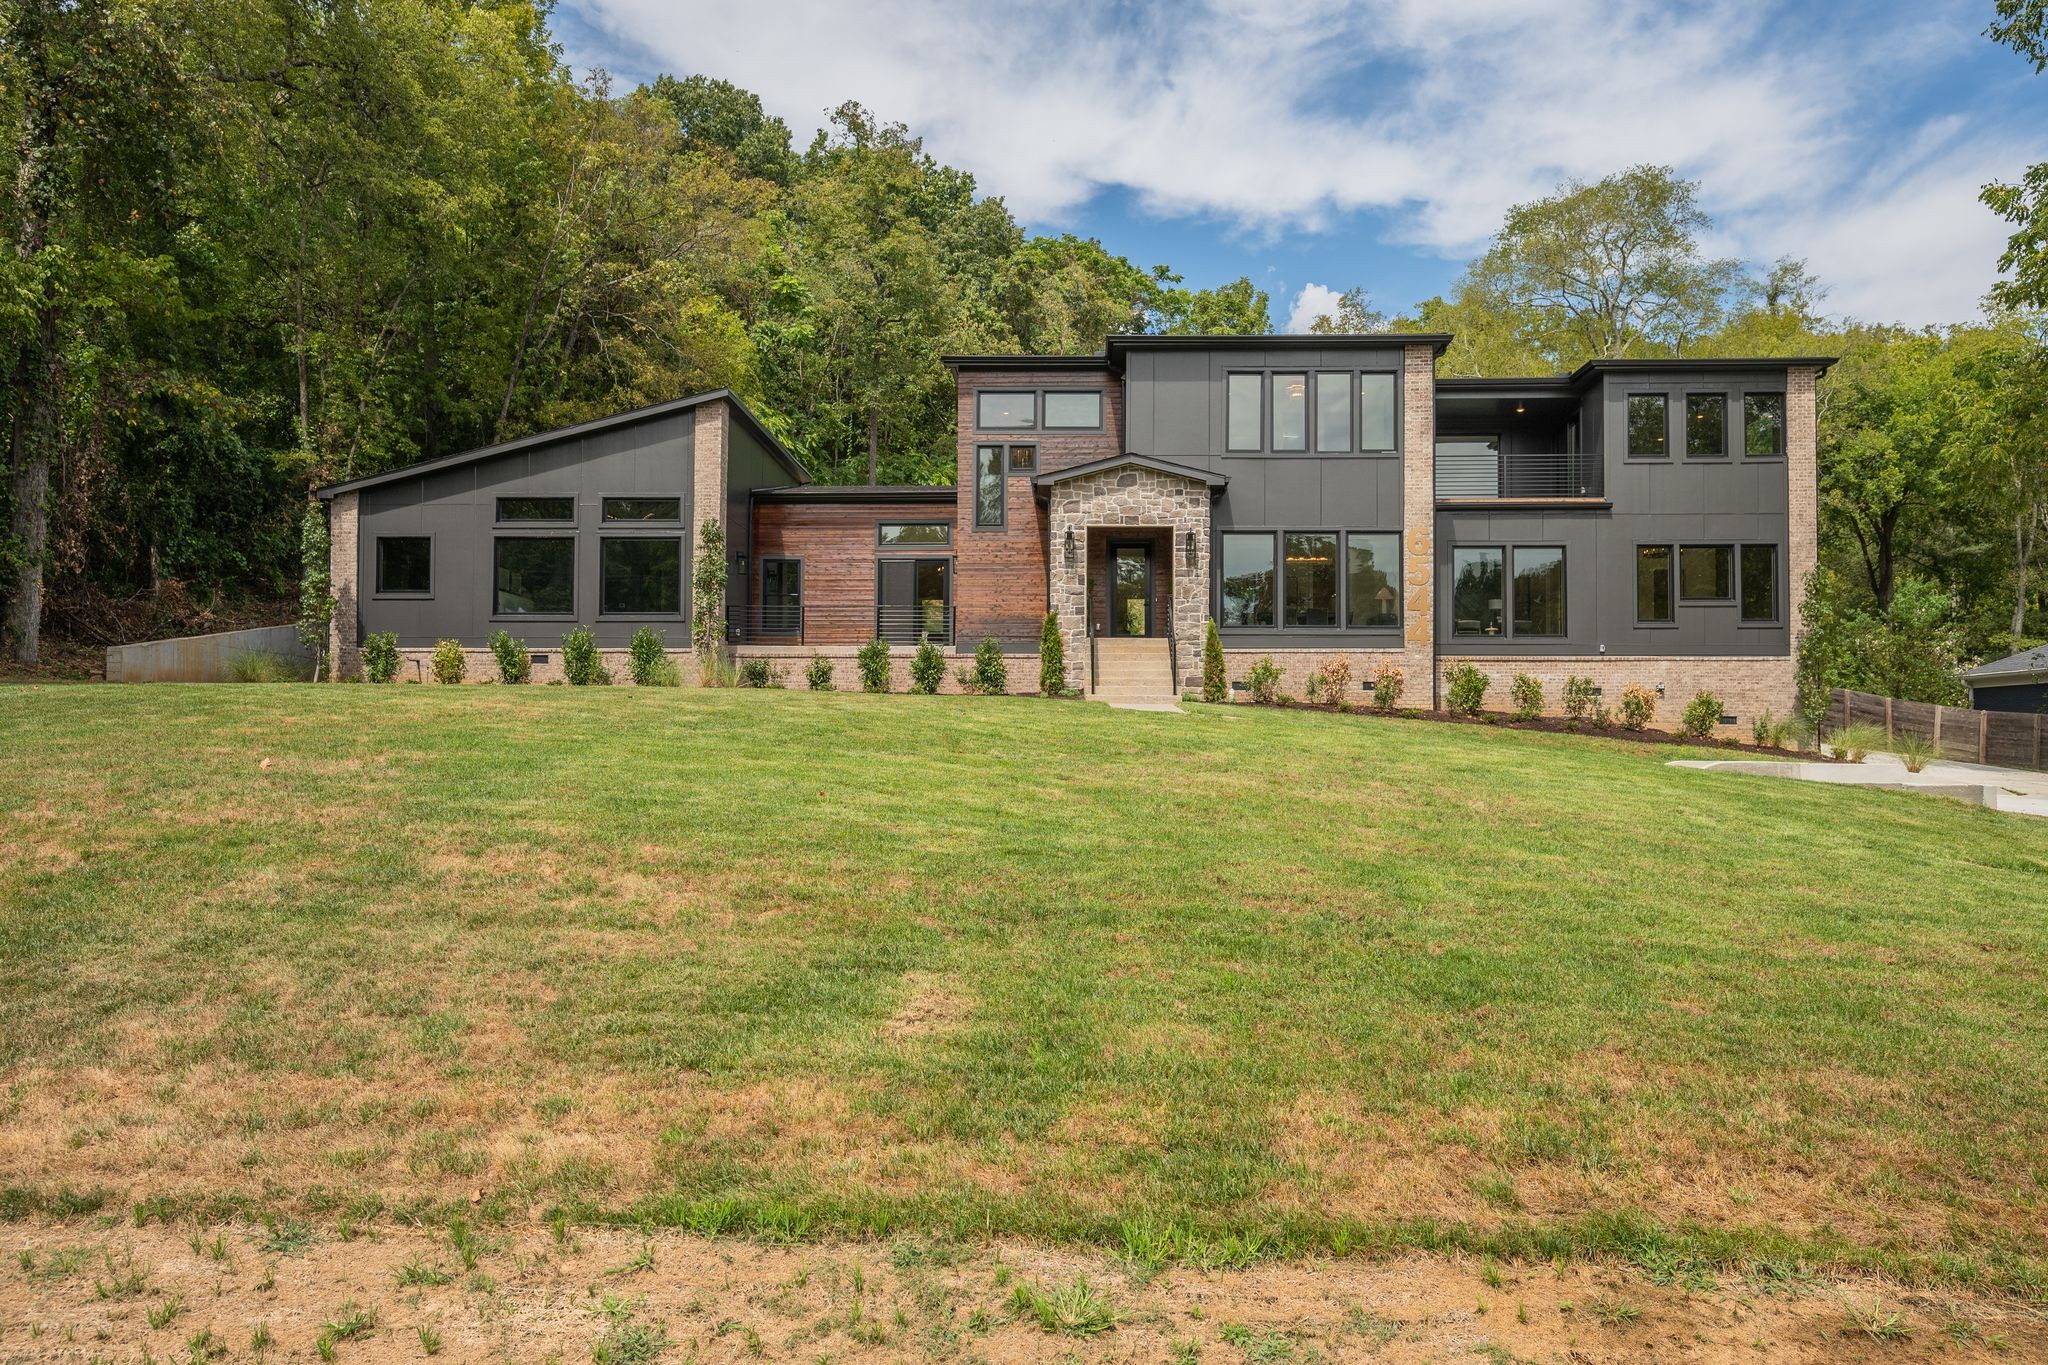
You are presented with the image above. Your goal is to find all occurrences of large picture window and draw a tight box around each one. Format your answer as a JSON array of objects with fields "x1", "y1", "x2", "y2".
[
  {"x1": 375, "y1": 536, "x2": 431, "y2": 596},
  {"x1": 1220, "y1": 532, "x2": 1276, "y2": 626},
  {"x1": 1511, "y1": 546, "x2": 1566, "y2": 637},
  {"x1": 1345, "y1": 533, "x2": 1399, "y2": 628},
  {"x1": 1271, "y1": 373, "x2": 1307, "y2": 451},
  {"x1": 1685, "y1": 393, "x2": 1726, "y2": 457},
  {"x1": 497, "y1": 495, "x2": 574, "y2": 522},
  {"x1": 1314, "y1": 372, "x2": 1350, "y2": 453},
  {"x1": 975, "y1": 391, "x2": 1036, "y2": 430},
  {"x1": 1042, "y1": 391, "x2": 1102, "y2": 429},
  {"x1": 1637, "y1": 545, "x2": 1674, "y2": 623},
  {"x1": 973, "y1": 445, "x2": 1005, "y2": 528},
  {"x1": 1226, "y1": 374, "x2": 1262, "y2": 451},
  {"x1": 600, "y1": 538, "x2": 681, "y2": 616},
  {"x1": 1452, "y1": 547, "x2": 1505, "y2": 637},
  {"x1": 1359, "y1": 373, "x2": 1397, "y2": 450},
  {"x1": 1626, "y1": 394, "x2": 1668, "y2": 457},
  {"x1": 494, "y1": 537, "x2": 574, "y2": 615},
  {"x1": 1740, "y1": 543, "x2": 1779, "y2": 622},
  {"x1": 1744, "y1": 392, "x2": 1785, "y2": 456},
  {"x1": 1282, "y1": 532, "x2": 1337, "y2": 626},
  {"x1": 1679, "y1": 544, "x2": 1733, "y2": 601}
]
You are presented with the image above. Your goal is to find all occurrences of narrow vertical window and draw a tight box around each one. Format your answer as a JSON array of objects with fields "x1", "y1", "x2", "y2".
[
  {"x1": 1282, "y1": 532, "x2": 1337, "y2": 626},
  {"x1": 1358, "y1": 373, "x2": 1397, "y2": 450},
  {"x1": 1314, "y1": 372, "x2": 1350, "y2": 452},
  {"x1": 1452, "y1": 547, "x2": 1505, "y2": 636},
  {"x1": 1345, "y1": 533, "x2": 1399, "y2": 628},
  {"x1": 1627, "y1": 394, "x2": 1667, "y2": 457},
  {"x1": 1740, "y1": 543, "x2": 1779, "y2": 622},
  {"x1": 1685, "y1": 393, "x2": 1727, "y2": 457},
  {"x1": 974, "y1": 445, "x2": 1005, "y2": 528},
  {"x1": 1511, "y1": 546, "x2": 1566, "y2": 637},
  {"x1": 1219, "y1": 532, "x2": 1276, "y2": 626},
  {"x1": 1226, "y1": 374, "x2": 1262, "y2": 451},
  {"x1": 1636, "y1": 545, "x2": 1673, "y2": 623},
  {"x1": 1271, "y1": 373, "x2": 1307, "y2": 450},
  {"x1": 1744, "y1": 393, "x2": 1785, "y2": 456}
]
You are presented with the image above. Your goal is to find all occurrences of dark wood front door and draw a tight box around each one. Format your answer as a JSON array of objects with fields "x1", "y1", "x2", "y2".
[{"x1": 1109, "y1": 543, "x2": 1152, "y2": 637}]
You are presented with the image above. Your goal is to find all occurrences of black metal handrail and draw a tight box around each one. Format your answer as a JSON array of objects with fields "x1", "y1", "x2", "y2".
[
  {"x1": 729, "y1": 602, "x2": 953, "y2": 646},
  {"x1": 1436, "y1": 450, "x2": 1603, "y2": 500}
]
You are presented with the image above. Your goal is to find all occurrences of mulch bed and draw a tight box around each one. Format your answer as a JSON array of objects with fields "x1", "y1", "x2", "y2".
[{"x1": 1250, "y1": 698, "x2": 1830, "y2": 760}]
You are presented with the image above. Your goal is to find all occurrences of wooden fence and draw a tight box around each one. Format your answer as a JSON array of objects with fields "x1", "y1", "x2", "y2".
[{"x1": 1831, "y1": 687, "x2": 2047, "y2": 772}]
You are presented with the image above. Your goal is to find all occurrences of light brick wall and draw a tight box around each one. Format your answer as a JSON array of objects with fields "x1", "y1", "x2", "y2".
[
  {"x1": 326, "y1": 492, "x2": 360, "y2": 682},
  {"x1": 691, "y1": 400, "x2": 729, "y2": 647},
  {"x1": 733, "y1": 644, "x2": 1047, "y2": 695},
  {"x1": 1399, "y1": 343, "x2": 1437, "y2": 704},
  {"x1": 1219, "y1": 648, "x2": 1408, "y2": 702},
  {"x1": 1435, "y1": 654, "x2": 1796, "y2": 730},
  {"x1": 1787, "y1": 366, "x2": 1819, "y2": 647}
]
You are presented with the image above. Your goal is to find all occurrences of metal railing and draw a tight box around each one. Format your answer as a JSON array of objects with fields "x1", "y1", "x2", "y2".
[
  {"x1": 729, "y1": 602, "x2": 953, "y2": 646},
  {"x1": 1435, "y1": 451, "x2": 1603, "y2": 501}
]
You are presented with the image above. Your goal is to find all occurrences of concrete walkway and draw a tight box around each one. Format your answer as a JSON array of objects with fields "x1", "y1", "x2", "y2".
[{"x1": 1671, "y1": 751, "x2": 2048, "y2": 818}]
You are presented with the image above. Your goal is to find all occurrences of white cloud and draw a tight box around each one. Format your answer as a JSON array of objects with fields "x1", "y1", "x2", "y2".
[
  {"x1": 1285, "y1": 284, "x2": 1344, "y2": 334},
  {"x1": 562, "y1": 0, "x2": 2043, "y2": 325}
]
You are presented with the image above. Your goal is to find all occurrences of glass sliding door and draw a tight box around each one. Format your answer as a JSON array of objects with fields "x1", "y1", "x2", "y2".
[{"x1": 877, "y1": 557, "x2": 950, "y2": 644}]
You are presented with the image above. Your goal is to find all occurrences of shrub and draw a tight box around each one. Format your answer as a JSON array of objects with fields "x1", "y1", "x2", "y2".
[
  {"x1": 626, "y1": 626, "x2": 668, "y2": 686},
  {"x1": 297, "y1": 502, "x2": 335, "y2": 681},
  {"x1": 1320, "y1": 655, "x2": 1352, "y2": 700},
  {"x1": 1370, "y1": 662, "x2": 1404, "y2": 711},
  {"x1": 1829, "y1": 721, "x2": 1888, "y2": 763},
  {"x1": 1752, "y1": 709, "x2": 1792, "y2": 748},
  {"x1": 738, "y1": 658, "x2": 784, "y2": 688},
  {"x1": 487, "y1": 629, "x2": 530, "y2": 684},
  {"x1": 561, "y1": 626, "x2": 610, "y2": 686},
  {"x1": 1304, "y1": 669, "x2": 1328, "y2": 704},
  {"x1": 690, "y1": 518, "x2": 727, "y2": 657},
  {"x1": 1561, "y1": 674, "x2": 1596, "y2": 721},
  {"x1": 1039, "y1": 612, "x2": 1066, "y2": 696},
  {"x1": 430, "y1": 639, "x2": 466, "y2": 685},
  {"x1": 1680, "y1": 690, "x2": 1723, "y2": 739},
  {"x1": 1509, "y1": 672, "x2": 1544, "y2": 720},
  {"x1": 910, "y1": 635, "x2": 945, "y2": 694},
  {"x1": 1890, "y1": 731, "x2": 1936, "y2": 773},
  {"x1": 953, "y1": 664, "x2": 977, "y2": 691},
  {"x1": 695, "y1": 653, "x2": 734, "y2": 687},
  {"x1": 1592, "y1": 702, "x2": 1614, "y2": 727},
  {"x1": 362, "y1": 632, "x2": 400, "y2": 684},
  {"x1": 1618, "y1": 683, "x2": 1657, "y2": 730},
  {"x1": 973, "y1": 636, "x2": 1008, "y2": 695},
  {"x1": 805, "y1": 652, "x2": 835, "y2": 691},
  {"x1": 1246, "y1": 656, "x2": 1281, "y2": 704},
  {"x1": 1444, "y1": 662, "x2": 1489, "y2": 715},
  {"x1": 857, "y1": 638, "x2": 891, "y2": 693},
  {"x1": 1201, "y1": 618, "x2": 1227, "y2": 703}
]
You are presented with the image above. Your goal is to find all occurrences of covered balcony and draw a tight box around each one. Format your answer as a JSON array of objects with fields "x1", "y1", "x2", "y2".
[{"x1": 1434, "y1": 382, "x2": 1606, "y2": 504}]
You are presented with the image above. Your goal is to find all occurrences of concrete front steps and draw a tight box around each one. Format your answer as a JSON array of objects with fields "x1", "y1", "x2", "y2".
[{"x1": 1089, "y1": 636, "x2": 1178, "y2": 708}]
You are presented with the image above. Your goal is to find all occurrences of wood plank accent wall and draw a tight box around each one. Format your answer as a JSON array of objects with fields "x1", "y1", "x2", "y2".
[
  {"x1": 752, "y1": 499, "x2": 953, "y2": 644},
  {"x1": 1834, "y1": 686, "x2": 2046, "y2": 771},
  {"x1": 953, "y1": 368, "x2": 1124, "y2": 645}
]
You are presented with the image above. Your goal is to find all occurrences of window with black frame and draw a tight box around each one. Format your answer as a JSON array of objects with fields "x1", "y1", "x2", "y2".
[
  {"x1": 1685, "y1": 394, "x2": 1726, "y2": 457},
  {"x1": 1271, "y1": 373, "x2": 1307, "y2": 451},
  {"x1": 494, "y1": 537, "x2": 574, "y2": 615},
  {"x1": 1345, "y1": 533, "x2": 1399, "y2": 628},
  {"x1": 1627, "y1": 394, "x2": 1668, "y2": 457},
  {"x1": 1226, "y1": 374, "x2": 1262, "y2": 452},
  {"x1": 1740, "y1": 543, "x2": 1778, "y2": 621},
  {"x1": 1744, "y1": 393, "x2": 1785, "y2": 456},
  {"x1": 1283, "y1": 532, "x2": 1337, "y2": 626},
  {"x1": 376, "y1": 536, "x2": 431, "y2": 595},
  {"x1": 973, "y1": 445, "x2": 1005, "y2": 528},
  {"x1": 760, "y1": 557, "x2": 802, "y2": 634},
  {"x1": 1679, "y1": 544, "x2": 1733, "y2": 600},
  {"x1": 600, "y1": 538, "x2": 681, "y2": 615},
  {"x1": 1637, "y1": 545, "x2": 1674, "y2": 623},
  {"x1": 1220, "y1": 532, "x2": 1276, "y2": 627},
  {"x1": 1512, "y1": 546, "x2": 1565, "y2": 636},
  {"x1": 1452, "y1": 547, "x2": 1505, "y2": 636}
]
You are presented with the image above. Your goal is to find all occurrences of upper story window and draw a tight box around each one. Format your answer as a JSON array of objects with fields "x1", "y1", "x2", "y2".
[
  {"x1": 878, "y1": 521, "x2": 951, "y2": 547},
  {"x1": 1271, "y1": 373, "x2": 1307, "y2": 451},
  {"x1": 1007, "y1": 445, "x2": 1036, "y2": 472},
  {"x1": 1744, "y1": 393, "x2": 1785, "y2": 456},
  {"x1": 1314, "y1": 373, "x2": 1350, "y2": 453},
  {"x1": 1685, "y1": 394, "x2": 1727, "y2": 457},
  {"x1": 1226, "y1": 374, "x2": 1262, "y2": 451},
  {"x1": 1626, "y1": 394, "x2": 1667, "y2": 457},
  {"x1": 1042, "y1": 391, "x2": 1102, "y2": 430},
  {"x1": 975, "y1": 391, "x2": 1036, "y2": 430},
  {"x1": 1359, "y1": 373, "x2": 1397, "y2": 450},
  {"x1": 602, "y1": 496, "x2": 681, "y2": 522},
  {"x1": 497, "y1": 495, "x2": 574, "y2": 522},
  {"x1": 973, "y1": 445, "x2": 1006, "y2": 528}
]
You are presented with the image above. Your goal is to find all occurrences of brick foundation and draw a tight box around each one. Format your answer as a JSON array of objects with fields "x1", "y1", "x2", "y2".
[
  {"x1": 731, "y1": 644, "x2": 1047, "y2": 695},
  {"x1": 1435, "y1": 655, "x2": 1796, "y2": 730}
]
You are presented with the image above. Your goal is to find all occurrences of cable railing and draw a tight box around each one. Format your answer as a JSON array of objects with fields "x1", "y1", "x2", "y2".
[
  {"x1": 729, "y1": 602, "x2": 953, "y2": 646},
  {"x1": 1435, "y1": 450, "x2": 1604, "y2": 501}
]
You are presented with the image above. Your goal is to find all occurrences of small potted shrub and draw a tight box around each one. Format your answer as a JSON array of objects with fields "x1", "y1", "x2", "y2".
[
  {"x1": 561, "y1": 626, "x2": 610, "y2": 685},
  {"x1": 488, "y1": 629, "x2": 531, "y2": 684},
  {"x1": 909, "y1": 635, "x2": 945, "y2": 694},
  {"x1": 1246, "y1": 656, "x2": 1281, "y2": 704},
  {"x1": 1509, "y1": 672, "x2": 1544, "y2": 720},
  {"x1": 430, "y1": 639, "x2": 466, "y2": 685},
  {"x1": 1618, "y1": 683, "x2": 1657, "y2": 731},
  {"x1": 1370, "y1": 662, "x2": 1404, "y2": 711},
  {"x1": 806, "y1": 652, "x2": 835, "y2": 691},
  {"x1": 1201, "y1": 619, "x2": 1227, "y2": 703},
  {"x1": 1444, "y1": 662, "x2": 1488, "y2": 716},
  {"x1": 857, "y1": 638, "x2": 891, "y2": 693},
  {"x1": 1039, "y1": 613, "x2": 1066, "y2": 697},
  {"x1": 973, "y1": 636, "x2": 1007, "y2": 695},
  {"x1": 362, "y1": 631, "x2": 400, "y2": 684},
  {"x1": 1679, "y1": 690, "x2": 1722, "y2": 739}
]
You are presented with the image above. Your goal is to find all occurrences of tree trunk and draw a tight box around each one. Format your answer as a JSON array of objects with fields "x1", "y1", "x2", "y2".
[{"x1": 5, "y1": 0, "x2": 59, "y2": 665}]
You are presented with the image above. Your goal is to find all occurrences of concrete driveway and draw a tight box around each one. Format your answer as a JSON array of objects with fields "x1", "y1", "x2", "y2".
[{"x1": 1671, "y1": 750, "x2": 2048, "y2": 818}]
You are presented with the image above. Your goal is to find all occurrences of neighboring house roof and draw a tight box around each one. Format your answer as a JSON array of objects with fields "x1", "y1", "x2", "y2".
[
  {"x1": 753, "y1": 483, "x2": 953, "y2": 504},
  {"x1": 314, "y1": 390, "x2": 806, "y2": 500},
  {"x1": 1963, "y1": 647, "x2": 2048, "y2": 685},
  {"x1": 1033, "y1": 452, "x2": 1229, "y2": 491}
]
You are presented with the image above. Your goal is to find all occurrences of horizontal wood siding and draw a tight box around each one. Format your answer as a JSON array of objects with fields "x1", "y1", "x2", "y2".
[{"x1": 753, "y1": 499, "x2": 953, "y2": 644}]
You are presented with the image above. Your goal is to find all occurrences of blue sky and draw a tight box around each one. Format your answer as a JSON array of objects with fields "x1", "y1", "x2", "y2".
[{"x1": 554, "y1": 0, "x2": 2048, "y2": 330}]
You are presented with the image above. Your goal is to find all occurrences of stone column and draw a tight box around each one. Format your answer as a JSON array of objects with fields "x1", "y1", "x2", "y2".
[
  {"x1": 1167, "y1": 481, "x2": 1210, "y2": 691},
  {"x1": 1048, "y1": 495, "x2": 1089, "y2": 691},
  {"x1": 1399, "y1": 343, "x2": 1437, "y2": 705},
  {"x1": 326, "y1": 491, "x2": 360, "y2": 681},
  {"x1": 691, "y1": 400, "x2": 730, "y2": 648}
]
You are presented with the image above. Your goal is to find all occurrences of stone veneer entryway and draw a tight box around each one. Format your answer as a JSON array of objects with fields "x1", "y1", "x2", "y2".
[{"x1": 1045, "y1": 462, "x2": 1213, "y2": 694}]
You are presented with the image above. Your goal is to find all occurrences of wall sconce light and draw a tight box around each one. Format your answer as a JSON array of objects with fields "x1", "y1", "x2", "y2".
[
  {"x1": 1063, "y1": 528, "x2": 1076, "y2": 567},
  {"x1": 1183, "y1": 529, "x2": 1197, "y2": 569},
  {"x1": 1514, "y1": 402, "x2": 1526, "y2": 414}
]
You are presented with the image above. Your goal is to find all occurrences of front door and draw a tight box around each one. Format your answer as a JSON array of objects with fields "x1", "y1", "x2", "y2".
[{"x1": 1110, "y1": 543, "x2": 1152, "y2": 637}]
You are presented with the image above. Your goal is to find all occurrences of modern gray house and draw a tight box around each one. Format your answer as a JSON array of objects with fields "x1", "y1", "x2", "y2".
[
  {"x1": 1965, "y1": 647, "x2": 2048, "y2": 714},
  {"x1": 318, "y1": 334, "x2": 1828, "y2": 722}
]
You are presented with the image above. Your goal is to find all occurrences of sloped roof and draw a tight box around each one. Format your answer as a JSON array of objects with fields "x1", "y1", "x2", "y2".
[
  {"x1": 1032, "y1": 453, "x2": 1229, "y2": 491},
  {"x1": 1963, "y1": 647, "x2": 2048, "y2": 685}
]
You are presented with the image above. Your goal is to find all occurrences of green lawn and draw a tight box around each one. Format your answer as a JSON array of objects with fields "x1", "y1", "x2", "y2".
[{"x1": 3, "y1": 686, "x2": 2045, "y2": 1292}]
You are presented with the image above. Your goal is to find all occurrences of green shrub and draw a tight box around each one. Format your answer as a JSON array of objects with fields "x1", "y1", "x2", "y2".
[
  {"x1": 973, "y1": 636, "x2": 1008, "y2": 695},
  {"x1": 1444, "y1": 662, "x2": 1488, "y2": 715},
  {"x1": 696, "y1": 652, "x2": 734, "y2": 687},
  {"x1": 1560, "y1": 675, "x2": 1596, "y2": 720},
  {"x1": 1317, "y1": 655, "x2": 1352, "y2": 703},
  {"x1": 857, "y1": 638, "x2": 891, "y2": 693},
  {"x1": 430, "y1": 639, "x2": 466, "y2": 685},
  {"x1": 362, "y1": 632, "x2": 400, "y2": 684},
  {"x1": 1509, "y1": 672, "x2": 1544, "y2": 720},
  {"x1": 487, "y1": 629, "x2": 530, "y2": 684},
  {"x1": 1751, "y1": 709, "x2": 1792, "y2": 748},
  {"x1": 561, "y1": 626, "x2": 610, "y2": 686},
  {"x1": 1304, "y1": 669, "x2": 1327, "y2": 704},
  {"x1": 1039, "y1": 613, "x2": 1066, "y2": 696},
  {"x1": 1618, "y1": 683, "x2": 1657, "y2": 730},
  {"x1": 1370, "y1": 662, "x2": 1404, "y2": 711},
  {"x1": 805, "y1": 653, "x2": 835, "y2": 691},
  {"x1": 738, "y1": 658, "x2": 784, "y2": 688},
  {"x1": 1829, "y1": 721, "x2": 1888, "y2": 763},
  {"x1": 1890, "y1": 731, "x2": 1936, "y2": 773},
  {"x1": 910, "y1": 635, "x2": 945, "y2": 694},
  {"x1": 626, "y1": 626, "x2": 669, "y2": 686},
  {"x1": 1201, "y1": 618, "x2": 1226, "y2": 703},
  {"x1": 1246, "y1": 656, "x2": 1281, "y2": 704},
  {"x1": 1680, "y1": 690, "x2": 1723, "y2": 739}
]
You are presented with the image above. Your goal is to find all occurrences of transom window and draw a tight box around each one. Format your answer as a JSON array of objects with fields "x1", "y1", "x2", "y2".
[
  {"x1": 1452, "y1": 545, "x2": 1566, "y2": 638},
  {"x1": 878, "y1": 521, "x2": 951, "y2": 547},
  {"x1": 1626, "y1": 394, "x2": 1668, "y2": 457},
  {"x1": 1685, "y1": 393, "x2": 1726, "y2": 457},
  {"x1": 602, "y1": 496, "x2": 680, "y2": 522},
  {"x1": 1218, "y1": 530, "x2": 1401, "y2": 631},
  {"x1": 375, "y1": 536, "x2": 431, "y2": 596},
  {"x1": 493, "y1": 536, "x2": 575, "y2": 615},
  {"x1": 600, "y1": 537, "x2": 682, "y2": 616},
  {"x1": 974, "y1": 390, "x2": 1036, "y2": 430},
  {"x1": 1744, "y1": 392, "x2": 1786, "y2": 456},
  {"x1": 1679, "y1": 544, "x2": 1733, "y2": 601},
  {"x1": 974, "y1": 388, "x2": 1102, "y2": 432},
  {"x1": 1042, "y1": 391, "x2": 1102, "y2": 429},
  {"x1": 497, "y1": 495, "x2": 574, "y2": 522}
]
